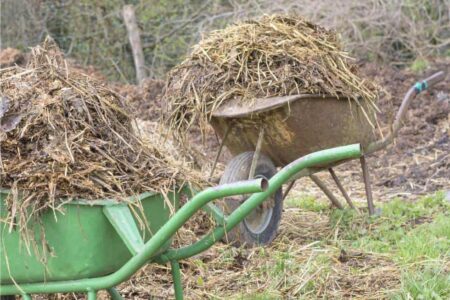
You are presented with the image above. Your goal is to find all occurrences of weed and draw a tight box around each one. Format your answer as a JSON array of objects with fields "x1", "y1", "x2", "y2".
[
  {"x1": 411, "y1": 58, "x2": 429, "y2": 73},
  {"x1": 285, "y1": 195, "x2": 329, "y2": 212}
]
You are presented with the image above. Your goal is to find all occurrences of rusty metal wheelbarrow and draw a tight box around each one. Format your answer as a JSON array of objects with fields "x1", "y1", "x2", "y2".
[{"x1": 208, "y1": 71, "x2": 446, "y2": 247}]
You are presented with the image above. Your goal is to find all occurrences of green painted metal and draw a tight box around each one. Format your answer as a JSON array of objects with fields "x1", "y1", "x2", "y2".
[
  {"x1": 202, "y1": 203, "x2": 227, "y2": 225},
  {"x1": 0, "y1": 144, "x2": 361, "y2": 298},
  {"x1": 22, "y1": 295, "x2": 32, "y2": 300},
  {"x1": 87, "y1": 290, "x2": 96, "y2": 300},
  {"x1": 171, "y1": 260, "x2": 183, "y2": 300},
  {"x1": 158, "y1": 144, "x2": 362, "y2": 262},
  {"x1": 103, "y1": 204, "x2": 145, "y2": 255},
  {"x1": 0, "y1": 178, "x2": 266, "y2": 295},
  {"x1": 0, "y1": 191, "x2": 179, "y2": 284},
  {"x1": 107, "y1": 287, "x2": 124, "y2": 300}
]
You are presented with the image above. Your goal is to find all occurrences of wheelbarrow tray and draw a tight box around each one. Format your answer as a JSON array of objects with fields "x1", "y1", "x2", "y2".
[
  {"x1": 211, "y1": 94, "x2": 377, "y2": 166},
  {"x1": 0, "y1": 190, "x2": 179, "y2": 284}
]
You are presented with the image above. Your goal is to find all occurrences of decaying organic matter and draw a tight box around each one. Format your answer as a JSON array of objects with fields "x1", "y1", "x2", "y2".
[
  {"x1": 0, "y1": 38, "x2": 200, "y2": 237},
  {"x1": 164, "y1": 15, "x2": 380, "y2": 140}
]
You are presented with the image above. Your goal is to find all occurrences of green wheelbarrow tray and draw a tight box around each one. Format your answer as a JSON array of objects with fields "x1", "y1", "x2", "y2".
[
  {"x1": 0, "y1": 190, "x2": 180, "y2": 284},
  {"x1": 0, "y1": 144, "x2": 363, "y2": 299}
]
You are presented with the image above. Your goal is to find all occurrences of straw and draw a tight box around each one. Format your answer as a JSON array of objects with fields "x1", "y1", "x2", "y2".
[
  {"x1": 164, "y1": 15, "x2": 380, "y2": 141},
  {"x1": 0, "y1": 37, "x2": 203, "y2": 243}
]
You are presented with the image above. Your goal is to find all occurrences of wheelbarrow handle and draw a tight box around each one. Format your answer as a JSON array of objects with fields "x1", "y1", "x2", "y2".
[
  {"x1": 427, "y1": 71, "x2": 446, "y2": 85},
  {"x1": 158, "y1": 144, "x2": 363, "y2": 263},
  {"x1": 366, "y1": 70, "x2": 446, "y2": 154},
  {"x1": 0, "y1": 178, "x2": 268, "y2": 296},
  {"x1": 418, "y1": 71, "x2": 446, "y2": 91}
]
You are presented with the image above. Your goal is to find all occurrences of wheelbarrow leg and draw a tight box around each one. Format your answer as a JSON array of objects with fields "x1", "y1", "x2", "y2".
[
  {"x1": 209, "y1": 123, "x2": 233, "y2": 180},
  {"x1": 360, "y1": 156, "x2": 375, "y2": 215},
  {"x1": 87, "y1": 291, "x2": 97, "y2": 300},
  {"x1": 171, "y1": 260, "x2": 184, "y2": 300},
  {"x1": 282, "y1": 180, "x2": 296, "y2": 201},
  {"x1": 107, "y1": 287, "x2": 124, "y2": 300},
  {"x1": 309, "y1": 175, "x2": 343, "y2": 209},
  {"x1": 328, "y1": 168, "x2": 358, "y2": 211},
  {"x1": 249, "y1": 127, "x2": 265, "y2": 179}
]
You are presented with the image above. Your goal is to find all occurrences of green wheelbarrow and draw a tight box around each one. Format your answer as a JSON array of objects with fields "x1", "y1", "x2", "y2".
[{"x1": 0, "y1": 144, "x2": 364, "y2": 299}]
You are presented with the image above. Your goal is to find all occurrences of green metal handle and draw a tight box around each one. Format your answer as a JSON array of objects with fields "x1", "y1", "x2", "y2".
[
  {"x1": 0, "y1": 178, "x2": 267, "y2": 295},
  {"x1": 1, "y1": 144, "x2": 362, "y2": 295},
  {"x1": 158, "y1": 143, "x2": 362, "y2": 263}
]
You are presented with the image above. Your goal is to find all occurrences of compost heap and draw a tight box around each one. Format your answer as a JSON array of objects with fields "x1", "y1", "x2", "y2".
[
  {"x1": 0, "y1": 39, "x2": 198, "y2": 232},
  {"x1": 165, "y1": 15, "x2": 380, "y2": 140}
]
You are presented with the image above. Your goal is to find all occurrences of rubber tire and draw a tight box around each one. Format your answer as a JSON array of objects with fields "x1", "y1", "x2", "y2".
[
  {"x1": 1, "y1": 296, "x2": 15, "y2": 300},
  {"x1": 219, "y1": 151, "x2": 282, "y2": 247}
]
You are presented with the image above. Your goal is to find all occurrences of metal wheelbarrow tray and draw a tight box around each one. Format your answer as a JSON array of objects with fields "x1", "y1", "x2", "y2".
[
  {"x1": 208, "y1": 71, "x2": 446, "y2": 246},
  {"x1": 211, "y1": 94, "x2": 376, "y2": 166},
  {"x1": 0, "y1": 143, "x2": 365, "y2": 299}
]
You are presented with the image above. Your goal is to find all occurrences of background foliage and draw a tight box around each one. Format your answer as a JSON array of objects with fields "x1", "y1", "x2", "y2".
[{"x1": 1, "y1": 0, "x2": 449, "y2": 82}]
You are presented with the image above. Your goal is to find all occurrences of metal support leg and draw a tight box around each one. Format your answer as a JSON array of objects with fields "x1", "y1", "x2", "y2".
[
  {"x1": 171, "y1": 260, "x2": 184, "y2": 300},
  {"x1": 21, "y1": 295, "x2": 32, "y2": 300},
  {"x1": 360, "y1": 156, "x2": 375, "y2": 215},
  {"x1": 328, "y1": 168, "x2": 357, "y2": 210},
  {"x1": 249, "y1": 127, "x2": 265, "y2": 179},
  {"x1": 282, "y1": 180, "x2": 296, "y2": 201},
  {"x1": 107, "y1": 287, "x2": 124, "y2": 300},
  {"x1": 209, "y1": 124, "x2": 232, "y2": 180},
  {"x1": 310, "y1": 175, "x2": 343, "y2": 209},
  {"x1": 87, "y1": 290, "x2": 97, "y2": 300}
]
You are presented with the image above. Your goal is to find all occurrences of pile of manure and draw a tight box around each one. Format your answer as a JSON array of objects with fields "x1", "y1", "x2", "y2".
[
  {"x1": 164, "y1": 15, "x2": 380, "y2": 140},
  {"x1": 0, "y1": 38, "x2": 200, "y2": 236}
]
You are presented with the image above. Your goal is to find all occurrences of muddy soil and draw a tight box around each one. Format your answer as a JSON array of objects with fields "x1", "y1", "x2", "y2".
[{"x1": 361, "y1": 58, "x2": 449, "y2": 197}]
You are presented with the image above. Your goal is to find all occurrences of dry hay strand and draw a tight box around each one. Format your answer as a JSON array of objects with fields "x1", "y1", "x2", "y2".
[
  {"x1": 30, "y1": 208, "x2": 402, "y2": 299},
  {"x1": 319, "y1": 250, "x2": 401, "y2": 299},
  {"x1": 114, "y1": 208, "x2": 399, "y2": 299},
  {"x1": 0, "y1": 37, "x2": 202, "y2": 245},
  {"x1": 164, "y1": 14, "x2": 380, "y2": 141}
]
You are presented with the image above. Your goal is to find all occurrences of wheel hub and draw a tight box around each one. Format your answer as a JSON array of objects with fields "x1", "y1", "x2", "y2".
[{"x1": 243, "y1": 198, "x2": 273, "y2": 235}]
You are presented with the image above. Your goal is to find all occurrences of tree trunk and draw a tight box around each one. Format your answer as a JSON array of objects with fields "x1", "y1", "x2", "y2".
[{"x1": 122, "y1": 4, "x2": 146, "y2": 84}]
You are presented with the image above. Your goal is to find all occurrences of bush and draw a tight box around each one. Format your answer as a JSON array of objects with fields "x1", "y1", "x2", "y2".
[{"x1": 1, "y1": 0, "x2": 448, "y2": 82}]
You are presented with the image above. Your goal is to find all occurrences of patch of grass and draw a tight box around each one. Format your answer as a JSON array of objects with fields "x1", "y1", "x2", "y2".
[
  {"x1": 193, "y1": 192, "x2": 449, "y2": 299},
  {"x1": 330, "y1": 192, "x2": 448, "y2": 249},
  {"x1": 393, "y1": 265, "x2": 450, "y2": 300},
  {"x1": 234, "y1": 291, "x2": 281, "y2": 300},
  {"x1": 328, "y1": 191, "x2": 449, "y2": 298},
  {"x1": 396, "y1": 214, "x2": 449, "y2": 264},
  {"x1": 285, "y1": 194, "x2": 329, "y2": 212},
  {"x1": 410, "y1": 57, "x2": 429, "y2": 73}
]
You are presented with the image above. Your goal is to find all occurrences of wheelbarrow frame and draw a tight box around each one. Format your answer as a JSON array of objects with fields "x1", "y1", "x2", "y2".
[
  {"x1": 209, "y1": 71, "x2": 446, "y2": 215},
  {"x1": 0, "y1": 144, "x2": 363, "y2": 299}
]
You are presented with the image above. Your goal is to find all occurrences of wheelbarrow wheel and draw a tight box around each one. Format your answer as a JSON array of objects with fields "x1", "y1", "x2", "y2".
[
  {"x1": 219, "y1": 151, "x2": 282, "y2": 247},
  {"x1": 1, "y1": 296, "x2": 15, "y2": 300}
]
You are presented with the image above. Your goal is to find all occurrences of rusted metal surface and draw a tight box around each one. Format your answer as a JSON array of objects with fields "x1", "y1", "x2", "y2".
[
  {"x1": 282, "y1": 180, "x2": 296, "y2": 202},
  {"x1": 309, "y1": 174, "x2": 343, "y2": 209},
  {"x1": 360, "y1": 156, "x2": 375, "y2": 215},
  {"x1": 209, "y1": 124, "x2": 232, "y2": 180},
  {"x1": 211, "y1": 95, "x2": 376, "y2": 167},
  {"x1": 248, "y1": 127, "x2": 265, "y2": 179},
  {"x1": 328, "y1": 168, "x2": 357, "y2": 210}
]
